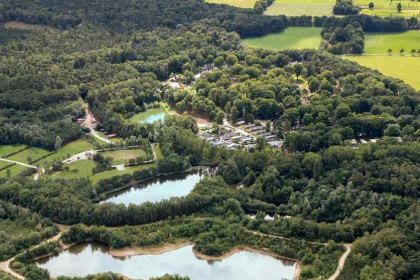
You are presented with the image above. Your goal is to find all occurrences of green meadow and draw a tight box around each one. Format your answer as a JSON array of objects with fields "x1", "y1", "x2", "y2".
[
  {"x1": 364, "y1": 31, "x2": 420, "y2": 54},
  {"x1": 354, "y1": 0, "x2": 420, "y2": 18},
  {"x1": 205, "y1": 0, "x2": 257, "y2": 8},
  {"x1": 0, "y1": 145, "x2": 27, "y2": 157},
  {"x1": 345, "y1": 56, "x2": 420, "y2": 90},
  {"x1": 100, "y1": 149, "x2": 147, "y2": 165},
  {"x1": 242, "y1": 27, "x2": 322, "y2": 50},
  {"x1": 264, "y1": 0, "x2": 334, "y2": 16}
]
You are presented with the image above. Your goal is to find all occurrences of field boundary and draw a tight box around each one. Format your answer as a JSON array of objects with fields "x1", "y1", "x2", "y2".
[{"x1": 3, "y1": 146, "x2": 29, "y2": 158}]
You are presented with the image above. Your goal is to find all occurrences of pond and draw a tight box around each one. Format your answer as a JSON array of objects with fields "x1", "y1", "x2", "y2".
[
  {"x1": 36, "y1": 242, "x2": 297, "y2": 280},
  {"x1": 129, "y1": 108, "x2": 167, "y2": 124},
  {"x1": 100, "y1": 169, "x2": 213, "y2": 206}
]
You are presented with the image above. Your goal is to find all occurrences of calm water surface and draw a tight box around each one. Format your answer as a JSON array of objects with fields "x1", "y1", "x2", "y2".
[
  {"x1": 36, "y1": 243, "x2": 297, "y2": 280},
  {"x1": 141, "y1": 112, "x2": 166, "y2": 123},
  {"x1": 101, "y1": 169, "x2": 212, "y2": 206}
]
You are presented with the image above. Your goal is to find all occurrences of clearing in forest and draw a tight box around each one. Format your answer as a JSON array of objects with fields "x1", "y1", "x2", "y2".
[
  {"x1": 345, "y1": 56, "x2": 420, "y2": 90},
  {"x1": 354, "y1": 0, "x2": 420, "y2": 18},
  {"x1": 363, "y1": 31, "x2": 420, "y2": 54},
  {"x1": 264, "y1": 0, "x2": 334, "y2": 16},
  {"x1": 205, "y1": 0, "x2": 257, "y2": 8},
  {"x1": 100, "y1": 149, "x2": 148, "y2": 165},
  {"x1": 0, "y1": 145, "x2": 27, "y2": 158},
  {"x1": 242, "y1": 27, "x2": 322, "y2": 50},
  {"x1": 6, "y1": 147, "x2": 50, "y2": 164}
]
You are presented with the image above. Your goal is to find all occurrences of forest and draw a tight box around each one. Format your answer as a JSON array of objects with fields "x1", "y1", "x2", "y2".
[{"x1": 0, "y1": 0, "x2": 419, "y2": 279}]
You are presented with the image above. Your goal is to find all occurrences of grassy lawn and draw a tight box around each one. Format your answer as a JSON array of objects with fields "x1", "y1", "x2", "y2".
[
  {"x1": 0, "y1": 160, "x2": 13, "y2": 170},
  {"x1": 264, "y1": 0, "x2": 334, "y2": 16},
  {"x1": 344, "y1": 55, "x2": 420, "y2": 90},
  {"x1": 364, "y1": 31, "x2": 420, "y2": 54},
  {"x1": 355, "y1": 0, "x2": 420, "y2": 18},
  {"x1": 44, "y1": 160, "x2": 97, "y2": 180},
  {"x1": 100, "y1": 149, "x2": 147, "y2": 165},
  {"x1": 243, "y1": 27, "x2": 322, "y2": 50},
  {"x1": 39, "y1": 139, "x2": 95, "y2": 165},
  {"x1": 205, "y1": 0, "x2": 257, "y2": 8},
  {"x1": 7, "y1": 147, "x2": 51, "y2": 164},
  {"x1": 0, "y1": 145, "x2": 27, "y2": 157},
  {"x1": 90, "y1": 162, "x2": 156, "y2": 184},
  {"x1": 0, "y1": 165, "x2": 31, "y2": 178},
  {"x1": 129, "y1": 108, "x2": 167, "y2": 124}
]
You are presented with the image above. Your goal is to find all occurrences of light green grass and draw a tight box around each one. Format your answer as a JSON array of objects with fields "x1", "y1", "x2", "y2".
[
  {"x1": 0, "y1": 145, "x2": 27, "y2": 157},
  {"x1": 264, "y1": 0, "x2": 334, "y2": 16},
  {"x1": 243, "y1": 27, "x2": 322, "y2": 50},
  {"x1": 39, "y1": 139, "x2": 95, "y2": 165},
  {"x1": 100, "y1": 149, "x2": 147, "y2": 165},
  {"x1": 205, "y1": 0, "x2": 257, "y2": 8},
  {"x1": 0, "y1": 165, "x2": 31, "y2": 178},
  {"x1": 129, "y1": 108, "x2": 167, "y2": 124},
  {"x1": 45, "y1": 160, "x2": 97, "y2": 180},
  {"x1": 7, "y1": 147, "x2": 51, "y2": 164},
  {"x1": 344, "y1": 55, "x2": 420, "y2": 90},
  {"x1": 355, "y1": 0, "x2": 420, "y2": 18},
  {"x1": 364, "y1": 31, "x2": 420, "y2": 54},
  {"x1": 0, "y1": 160, "x2": 13, "y2": 170}
]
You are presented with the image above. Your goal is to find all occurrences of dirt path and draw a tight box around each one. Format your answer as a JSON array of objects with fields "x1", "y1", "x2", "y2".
[
  {"x1": 0, "y1": 224, "x2": 69, "y2": 280},
  {"x1": 327, "y1": 244, "x2": 352, "y2": 280},
  {"x1": 82, "y1": 103, "x2": 111, "y2": 144}
]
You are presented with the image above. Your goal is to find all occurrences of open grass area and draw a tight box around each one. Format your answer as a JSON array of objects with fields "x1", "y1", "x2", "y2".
[
  {"x1": 3, "y1": 21, "x2": 57, "y2": 31},
  {"x1": 344, "y1": 55, "x2": 420, "y2": 90},
  {"x1": 243, "y1": 27, "x2": 322, "y2": 50},
  {"x1": 40, "y1": 139, "x2": 95, "y2": 165},
  {"x1": 0, "y1": 165, "x2": 31, "y2": 178},
  {"x1": 129, "y1": 108, "x2": 167, "y2": 124},
  {"x1": 205, "y1": 0, "x2": 257, "y2": 8},
  {"x1": 355, "y1": 0, "x2": 420, "y2": 18},
  {"x1": 90, "y1": 162, "x2": 156, "y2": 184},
  {"x1": 364, "y1": 31, "x2": 420, "y2": 54},
  {"x1": 100, "y1": 149, "x2": 147, "y2": 165},
  {"x1": 45, "y1": 160, "x2": 97, "y2": 180},
  {"x1": 0, "y1": 145, "x2": 27, "y2": 157},
  {"x1": 264, "y1": 0, "x2": 334, "y2": 16},
  {"x1": 7, "y1": 147, "x2": 51, "y2": 164},
  {"x1": 0, "y1": 160, "x2": 13, "y2": 170}
]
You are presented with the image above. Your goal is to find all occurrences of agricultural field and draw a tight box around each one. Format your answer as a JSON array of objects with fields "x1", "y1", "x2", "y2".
[
  {"x1": 0, "y1": 145, "x2": 27, "y2": 157},
  {"x1": 6, "y1": 147, "x2": 51, "y2": 164},
  {"x1": 264, "y1": 0, "x2": 334, "y2": 16},
  {"x1": 129, "y1": 108, "x2": 167, "y2": 124},
  {"x1": 0, "y1": 161, "x2": 13, "y2": 170},
  {"x1": 205, "y1": 0, "x2": 257, "y2": 8},
  {"x1": 363, "y1": 30, "x2": 420, "y2": 54},
  {"x1": 354, "y1": 0, "x2": 420, "y2": 18},
  {"x1": 100, "y1": 149, "x2": 147, "y2": 165},
  {"x1": 242, "y1": 27, "x2": 322, "y2": 50},
  {"x1": 345, "y1": 55, "x2": 420, "y2": 90}
]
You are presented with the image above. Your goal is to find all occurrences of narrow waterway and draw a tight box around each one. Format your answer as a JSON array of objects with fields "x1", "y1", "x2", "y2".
[{"x1": 36, "y1": 242, "x2": 297, "y2": 280}]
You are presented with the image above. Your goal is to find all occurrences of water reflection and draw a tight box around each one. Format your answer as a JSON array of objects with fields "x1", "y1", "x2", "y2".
[
  {"x1": 101, "y1": 168, "x2": 215, "y2": 206},
  {"x1": 141, "y1": 112, "x2": 166, "y2": 124},
  {"x1": 36, "y1": 242, "x2": 297, "y2": 280}
]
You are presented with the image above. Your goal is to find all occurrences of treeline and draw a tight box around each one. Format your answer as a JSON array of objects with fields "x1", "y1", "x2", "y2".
[{"x1": 0, "y1": 200, "x2": 59, "y2": 261}]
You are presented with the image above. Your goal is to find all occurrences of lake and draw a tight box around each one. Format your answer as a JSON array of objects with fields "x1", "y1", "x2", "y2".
[
  {"x1": 100, "y1": 169, "x2": 213, "y2": 206},
  {"x1": 129, "y1": 108, "x2": 167, "y2": 124},
  {"x1": 36, "y1": 242, "x2": 297, "y2": 280}
]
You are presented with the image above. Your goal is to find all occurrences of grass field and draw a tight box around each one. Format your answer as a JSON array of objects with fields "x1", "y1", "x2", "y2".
[
  {"x1": 205, "y1": 0, "x2": 257, "y2": 8},
  {"x1": 100, "y1": 149, "x2": 147, "y2": 165},
  {"x1": 7, "y1": 147, "x2": 51, "y2": 164},
  {"x1": 0, "y1": 165, "x2": 30, "y2": 178},
  {"x1": 129, "y1": 108, "x2": 167, "y2": 124},
  {"x1": 345, "y1": 56, "x2": 420, "y2": 90},
  {"x1": 364, "y1": 31, "x2": 420, "y2": 54},
  {"x1": 0, "y1": 145, "x2": 27, "y2": 157},
  {"x1": 0, "y1": 161, "x2": 13, "y2": 170},
  {"x1": 264, "y1": 0, "x2": 334, "y2": 16},
  {"x1": 242, "y1": 27, "x2": 322, "y2": 50},
  {"x1": 355, "y1": 0, "x2": 420, "y2": 18},
  {"x1": 45, "y1": 160, "x2": 97, "y2": 180}
]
